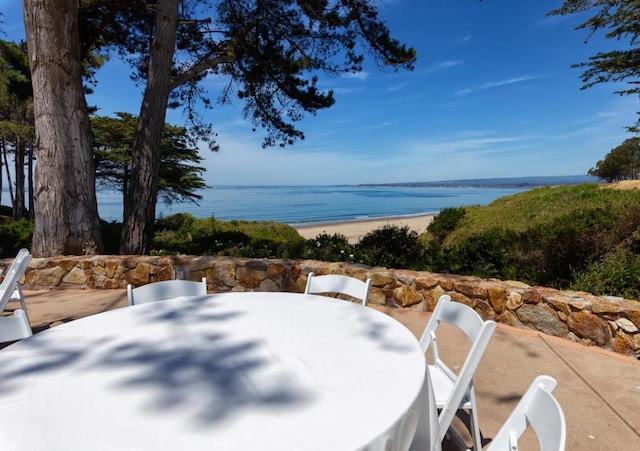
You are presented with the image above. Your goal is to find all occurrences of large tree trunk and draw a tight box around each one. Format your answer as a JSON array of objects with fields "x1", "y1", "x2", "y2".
[
  {"x1": 120, "y1": 0, "x2": 180, "y2": 255},
  {"x1": 23, "y1": 0, "x2": 102, "y2": 257}
]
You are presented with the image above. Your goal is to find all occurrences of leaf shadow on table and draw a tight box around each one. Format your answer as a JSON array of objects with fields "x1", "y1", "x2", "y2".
[
  {"x1": 350, "y1": 304, "x2": 419, "y2": 353},
  {"x1": 0, "y1": 298, "x2": 313, "y2": 427}
]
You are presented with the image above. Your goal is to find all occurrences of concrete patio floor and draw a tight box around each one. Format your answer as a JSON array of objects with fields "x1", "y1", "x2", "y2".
[{"x1": 6, "y1": 289, "x2": 640, "y2": 450}]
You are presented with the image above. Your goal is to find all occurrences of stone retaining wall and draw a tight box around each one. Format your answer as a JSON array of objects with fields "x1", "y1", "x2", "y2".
[{"x1": 6, "y1": 255, "x2": 640, "y2": 357}]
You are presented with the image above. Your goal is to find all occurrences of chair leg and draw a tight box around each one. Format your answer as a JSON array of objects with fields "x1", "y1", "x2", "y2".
[
  {"x1": 14, "y1": 286, "x2": 31, "y2": 325},
  {"x1": 468, "y1": 389, "x2": 482, "y2": 451}
]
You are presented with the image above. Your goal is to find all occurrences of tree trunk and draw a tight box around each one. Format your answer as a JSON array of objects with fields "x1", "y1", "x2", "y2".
[
  {"x1": 23, "y1": 0, "x2": 102, "y2": 257},
  {"x1": 2, "y1": 142, "x2": 14, "y2": 207},
  {"x1": 13, "y1": 137, "x2": 25, "y2": 219},
  {"x1": 120, "y1": 0, "x2": 180, "y2": 255},
  {"x1": 0, "y1": 139, "x2": 4, "y2": 207},
  {"x1": 28, "y1": 142, "x2": 34, "y2": 220}
]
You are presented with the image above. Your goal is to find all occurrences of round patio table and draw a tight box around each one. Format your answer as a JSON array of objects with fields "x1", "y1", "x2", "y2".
[{"x1": 0, "y1": 292, "x2": 427, "y2": 450}]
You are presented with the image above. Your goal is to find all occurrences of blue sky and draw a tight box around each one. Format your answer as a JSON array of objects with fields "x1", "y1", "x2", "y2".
[{"x1": 3, "y1": 1, "x2": 637, "y2": 186}]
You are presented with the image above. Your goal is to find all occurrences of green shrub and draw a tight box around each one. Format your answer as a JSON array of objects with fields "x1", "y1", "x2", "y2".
[
  {"x1": 427, "y1": 207, "x2": 466, "y2": 241},
  {"x1": 356, "y1": 225, "x2": 422, "y2": 269},
  {"x1": 571, "y1": 247, "x2": 640, "y2": 299},
  {"x1": 151, "y1": 213, "x2": 304, "y2": 256},
  {"x1": 152, "y1": 213, "x2": 201, "y2": 254},
  {"x1": 192, "y1": 230, "x2": 252, "y2": 255},
  {"x1": 435, "y1": 228, "x2": 513, "y2": 279},
  {"x1": 301, "y1": 233, "x2": 354, "y2": 262},
  {"x1": 155, "y1": 213, "x2": 197, "y2": 231},
  {"x1": 0, "y1": 218, "x2": 33, "y2": 258},
  {"x1": 509, "y1": 208, "x2": 615, "y2": 286}
]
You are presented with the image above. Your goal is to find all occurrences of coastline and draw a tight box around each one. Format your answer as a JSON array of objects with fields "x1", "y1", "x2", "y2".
[{"x1": 293, "y1": 213, "x2": 435, "y2": 244}]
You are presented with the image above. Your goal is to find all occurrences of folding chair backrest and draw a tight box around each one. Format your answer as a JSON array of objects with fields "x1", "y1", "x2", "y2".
[
  {"x1": 418, "y1": 294, "x2": 497, "y2": 448},
  {"x1": 0, "y1": 309, "x2": 33, "y2": 343},
  {"x1": 487, "y1": 375, "x2": 566, "y2": 451},
  {"x1": 1, "y1": 249, "x2": 30, "y2": 278},
  {"x1": 304, "y1": 272, "x2": 371, "y2": 306},
  {"x1": 127, "y1": 277, "x2": 207, "y2": 306},
  {"x1": 419, "y1": 294, "x2": 495, "y2": 364},
  {"x1": 0, "y1": 250, "x2": 32, "y2": 313}
]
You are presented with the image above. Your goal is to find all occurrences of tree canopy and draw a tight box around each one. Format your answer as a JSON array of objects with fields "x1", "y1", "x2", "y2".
[
  {"x1": 548, "y1": 1, "x2": 640, "y2": 130},
  {"x1": 79, "y1": 0, "x2": 417, "y2": 148},
  {"x1": 588, "y1": 137, "x2": 640, "y2": 182},
  {"x1": 92, "y1": 112, "x2": 208, "y2": 218}
]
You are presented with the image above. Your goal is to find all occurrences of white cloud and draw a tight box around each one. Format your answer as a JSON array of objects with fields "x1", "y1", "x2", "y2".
[
  {"x1": 385, "y1": 82, "x2": 406, "y2": 92},
  {"x1": 455, "y1": 75, "x2": 543, "y2": 97},
  {"x1": 367, "y1": 122, "x2": 393, "y2": 129},
  {"x1": 342, "y1": 71, "x2": 369, "y2": 81},
  {"x1": 453, "y1": 35, "x2": 472, "y2": 45},
  {"x1": 423, "y1": 60, "x2": 463, "y2": 73}
]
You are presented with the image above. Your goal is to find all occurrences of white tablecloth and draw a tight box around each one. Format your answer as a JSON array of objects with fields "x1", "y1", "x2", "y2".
[{"x1": 0, "y1": 292, "x2": 427, "y2": 450}]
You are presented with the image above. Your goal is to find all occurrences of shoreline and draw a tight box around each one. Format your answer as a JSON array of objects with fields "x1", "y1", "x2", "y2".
[{"x1": 293, "y1": 213, "x2": 436, "y2": 244}]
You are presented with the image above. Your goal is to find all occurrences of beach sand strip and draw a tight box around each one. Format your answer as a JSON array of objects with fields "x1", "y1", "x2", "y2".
[{"x1": 293, "y1": 214, "x2": 435, "y2": 244}]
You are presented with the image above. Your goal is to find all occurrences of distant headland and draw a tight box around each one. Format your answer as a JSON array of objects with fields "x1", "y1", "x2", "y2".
[{"x1": 359, "y1": 174, "x2": 598, "y2": 189}]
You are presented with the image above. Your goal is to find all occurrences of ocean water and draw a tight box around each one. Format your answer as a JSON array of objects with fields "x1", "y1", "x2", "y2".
[{"x1": 97, "y1": 175, "x2": 598, "y2": 225}]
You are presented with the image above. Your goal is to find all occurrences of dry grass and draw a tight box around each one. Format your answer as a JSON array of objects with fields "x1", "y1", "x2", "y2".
[{"x1": 604, "y1": 180, "x2": 640, "y2": 190}]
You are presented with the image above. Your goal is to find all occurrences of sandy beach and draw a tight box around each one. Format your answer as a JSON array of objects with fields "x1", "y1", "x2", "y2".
[{"x1": 293, "y1": 214, "x2": 435, "y2": 244}]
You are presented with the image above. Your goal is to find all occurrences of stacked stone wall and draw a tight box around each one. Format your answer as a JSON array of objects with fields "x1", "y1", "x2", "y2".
[{"x1": 5, "y1": 255, "x2": 640, "y2": 357}]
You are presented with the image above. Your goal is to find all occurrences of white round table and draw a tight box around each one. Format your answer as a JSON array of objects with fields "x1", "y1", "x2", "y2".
[{"x1": 0, "y1": 292, "x2": 427, "y2": 450}]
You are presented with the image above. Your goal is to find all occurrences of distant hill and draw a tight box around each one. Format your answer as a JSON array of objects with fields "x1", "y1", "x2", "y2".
[{"x1": 361, "y1": 175, "x2": 598, "y2": 189}]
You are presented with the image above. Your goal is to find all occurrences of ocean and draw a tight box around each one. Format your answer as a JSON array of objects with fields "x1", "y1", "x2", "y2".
[{"x1": 97, "y1": 175, "x2": 598, "y2": 225}]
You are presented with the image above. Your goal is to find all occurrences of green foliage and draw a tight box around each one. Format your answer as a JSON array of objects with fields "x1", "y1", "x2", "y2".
[
  {"x1": 588, "y1": 137, "x2": 640, "y2": 182},
  {"x1": 424, "y1": 183, "x2": 640, "y2": 291},
  {"x1": 356, "y1": 225, "x2": 422, "y2": 269},
  {"x1": 0, "y1": 218, "x2": 32, "y2": 258},
  {"x1": 92, "y1": 112, "x2": 208, "y2": 207},
  {"x1": 435, "y1": 228, "x2": 514, "y2": 280},
  {"x1": 301, "y1": 233, "x2": 354, "y2": 263},
  {"x1": 151, "y1": 213, "x2": 304, "y2": 257},
  {"x1": 572, "y1": 248, "x2": 640, "y2": 300},
  {"x1": 77, "y1": 0, "x2": 416, "y2": 149},
  {"x1": 0, "y1": 39, "x2": 32, "y2": 123},
  {"x1": 0, "y1": 39, "x2": 34, "y2": 221},
  {"x1": 547, "y1": 1, "x2": 640, "y2": 131},
  {"x1": 0, "y1": 216, "x2": 124, "y2": 257},
  {"x1": 426, "y1": 207, "x2": 466, "y2": 241},
  {"x1": 442, "y1": 184, "x2": 640, "y2": 244}
]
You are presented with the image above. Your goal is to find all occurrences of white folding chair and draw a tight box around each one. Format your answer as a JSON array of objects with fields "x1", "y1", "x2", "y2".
[
  {"x1": 486, "y1": 375, "x2": 566, "y2": 451},
  {"x1": 419, "y1": 294, "x2": 496, "y2": 451},
  {"x1": 0, "y1": 309, "x2": 33, "y2": 343},
  {"x1": 304, "y1": 272, "x2": 372, "y2": 306},
  {"x1": 127, "y1": 277, "x2": 207, "y2": 306},
  {"x1": 0, "y1": 249, "x2": 33, "y2": 321}
]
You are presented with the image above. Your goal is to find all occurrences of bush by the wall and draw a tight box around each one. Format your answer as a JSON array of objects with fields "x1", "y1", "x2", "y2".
[
  {"x1": 152, "y1": 214, "x2": 304, "y2": 256},
  {"x1": 356, "y1": 225, "x2": 422, "y2": 269},
  {"x1": 571, "y1": 247, "x2": 640, "y2": 299},
  {"x1": 0, "y1": 218, "x2": 33, "y2": 258},
  {"x1": 301, "y1": 233, "x2": 354, "y2": 263}
]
